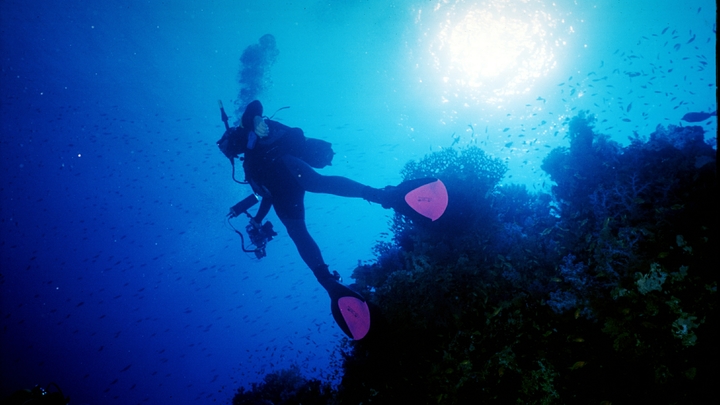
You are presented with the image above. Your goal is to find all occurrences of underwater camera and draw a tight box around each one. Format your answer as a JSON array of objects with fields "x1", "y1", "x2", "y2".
[
  {"x1": 228, "y1": 194, "x2": 277, "y2": 259},
  {"x1": 245, "y1": 220, "x2": 277, "y2": 259}
]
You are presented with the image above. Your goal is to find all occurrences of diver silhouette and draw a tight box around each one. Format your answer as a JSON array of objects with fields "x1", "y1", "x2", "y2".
[{"x1": 219, "y1": 100, "x2": 448, "y2": 340}]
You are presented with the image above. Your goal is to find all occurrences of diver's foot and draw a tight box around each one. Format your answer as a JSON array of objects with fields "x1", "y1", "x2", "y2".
[
  {"x1": 318, "y1": 275, "x2": 348, "y2": 297},
  {"x1": 314, "y1": 265, "x2": 343, "y2": 289},
  {"x1": 364, "y1": 178, "x2": 448, "y2": 221},
  {"x1": 362, "y1": 185, "x2": 397, "y2": 210}
]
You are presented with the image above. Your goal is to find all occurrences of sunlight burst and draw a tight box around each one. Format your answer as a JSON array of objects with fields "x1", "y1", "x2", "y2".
[{"x1": 418, "y1": 0, "x2": 562, "y2": 104}]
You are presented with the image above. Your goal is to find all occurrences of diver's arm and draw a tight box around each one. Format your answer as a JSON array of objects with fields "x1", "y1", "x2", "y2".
[{"x1": 252, "y1": 197, "x2": 273, "y2": 225}]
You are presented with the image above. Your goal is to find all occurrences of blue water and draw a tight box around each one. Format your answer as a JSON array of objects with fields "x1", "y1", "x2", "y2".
[{"x1": 1, "y1": 0, "x2": 715, "y2": 403}]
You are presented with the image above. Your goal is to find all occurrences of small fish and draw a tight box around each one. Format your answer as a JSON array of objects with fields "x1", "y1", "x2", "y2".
[
  {"x1": 681, "y1": 111, "x2": 717, "y2": 122},
  {"x1": 570, "y1": 361, "x2": 586, "y2": 370},
  {"x1": 626, "y1": 102, "x2": 632, "y2": 112}
]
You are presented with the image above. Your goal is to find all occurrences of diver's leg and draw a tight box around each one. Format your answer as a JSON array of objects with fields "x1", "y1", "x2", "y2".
[
  {"x1": 282, "y1": 216, "x2": 369, "y2": 340},
  {"x1": 282, "y1": 218, "x2": 323, "y2": 270},
  {"x1": 282, "y1": 155, "x2": 370, "y2": 197},
  {"x1": 272, "y1": 176, "x2": 371, "y2": 340},
  {"x1": 282, "y1": 155, "x2": 448, "y2": 221},
  {"x1": 280, "y1": 218, "x2": 342, "y2": 286},
  {"x1": 271, "y1": 188, "x2": 338, "y2": 285}
]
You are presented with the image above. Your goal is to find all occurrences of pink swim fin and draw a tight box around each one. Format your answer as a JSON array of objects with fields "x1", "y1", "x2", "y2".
[
  {"x1": 403, "y1": 179, "x2": 448, "y2": 221},
  {"x1": 324, "y1": 280, "x2": 372, "y2": 340}
]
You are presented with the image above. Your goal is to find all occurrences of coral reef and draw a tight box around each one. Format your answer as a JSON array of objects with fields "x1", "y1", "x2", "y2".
[
  {"x1": 234, "y1": 113, "x2": 716, "y2": 404},
  {"x1": 232, "y1": 365, "x2": 333, "y2": 405}
]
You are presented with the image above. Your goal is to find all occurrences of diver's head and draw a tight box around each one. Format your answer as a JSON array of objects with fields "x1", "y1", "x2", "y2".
[{"x1": 242, "y1": 100, "x2": 263, "y2": 129}]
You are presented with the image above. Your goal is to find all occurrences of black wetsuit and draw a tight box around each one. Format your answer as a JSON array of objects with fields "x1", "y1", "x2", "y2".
[{"x1": 243, "y1": 120, "x2": 371, "y2": 285}]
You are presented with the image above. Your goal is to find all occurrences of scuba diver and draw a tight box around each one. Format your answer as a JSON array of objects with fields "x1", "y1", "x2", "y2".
[{"x1": 217, "y1": 100, "x2": 448, "y2": 340}]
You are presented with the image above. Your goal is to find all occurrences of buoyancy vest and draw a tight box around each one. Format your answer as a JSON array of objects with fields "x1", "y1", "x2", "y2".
[{"x1": 243, "y1": 119, "x2": 334, "y2": 180}]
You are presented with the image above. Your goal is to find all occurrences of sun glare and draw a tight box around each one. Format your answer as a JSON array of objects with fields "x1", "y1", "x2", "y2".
[{"x1": 417, "y1": 0, "x2": 562, "y2": 104}]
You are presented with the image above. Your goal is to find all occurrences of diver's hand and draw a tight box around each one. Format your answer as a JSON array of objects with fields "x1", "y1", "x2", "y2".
[
  {"x1": 254, "y1": 116, "x2": 269, "y2": 137},
  {"x1": 249, "y1": 217, "x2": 262, "y2": 229}
]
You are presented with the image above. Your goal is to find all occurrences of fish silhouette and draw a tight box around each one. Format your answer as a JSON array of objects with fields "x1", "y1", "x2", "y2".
[{"x1": 681, "y1": 111, "x2": 717, "y2": 122}]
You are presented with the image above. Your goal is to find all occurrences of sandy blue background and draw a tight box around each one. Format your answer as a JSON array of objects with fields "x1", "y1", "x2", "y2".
[{"x1": 1, "y1": 0, "x2": 715, "y2": 404}]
